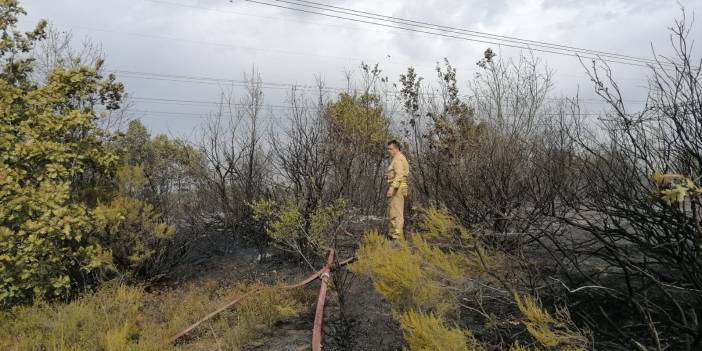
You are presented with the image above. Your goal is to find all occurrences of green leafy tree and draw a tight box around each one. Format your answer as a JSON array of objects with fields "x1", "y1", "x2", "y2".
[
  {"x1": 326, "y1": 92, "x2": 390, "y2": 151},
  {"x1": 0, "y1": 0, "x2": 124, "y2": 305},
  {"x1": 324, "y1": 87, "x2": 392, "y2": 212},
  {"x1": 93, "y1": 165, "x2": 175, "y2": 279},
  {"x1": 118, "y1": 120, "x2": 206, "y2": 222}
]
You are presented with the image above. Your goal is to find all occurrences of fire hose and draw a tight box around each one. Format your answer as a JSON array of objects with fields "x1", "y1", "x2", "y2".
[
  {"x1": 168, "y1": 250, "x2": 356, "y2": 349},
  {"x1": 312, "y1": 250, "x2": 335, "y2": 351}
]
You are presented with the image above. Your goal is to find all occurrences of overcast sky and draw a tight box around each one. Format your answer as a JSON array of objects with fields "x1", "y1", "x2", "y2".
[{"x1": 18, "y1": 0, "x2": 702, "y2": 138}]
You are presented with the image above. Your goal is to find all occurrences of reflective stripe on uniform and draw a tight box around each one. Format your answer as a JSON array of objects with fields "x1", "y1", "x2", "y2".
[{"x1": 391, "y1": 179, "x2": 409, "y2": 189}]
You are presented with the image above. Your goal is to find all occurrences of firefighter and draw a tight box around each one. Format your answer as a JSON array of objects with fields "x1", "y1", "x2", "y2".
[{"x1": 385, "y1": 140, "x2": 409, "y2": 240}]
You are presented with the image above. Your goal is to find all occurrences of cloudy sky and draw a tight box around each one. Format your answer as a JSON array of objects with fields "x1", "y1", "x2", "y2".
[{"x1": 18, "y1": 0, "x2": 702, "y2": 137}]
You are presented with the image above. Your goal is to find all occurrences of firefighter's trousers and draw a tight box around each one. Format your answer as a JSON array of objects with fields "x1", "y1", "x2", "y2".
[{"x1": 388, "y1": 186, "x2": 407, "y2": 237}]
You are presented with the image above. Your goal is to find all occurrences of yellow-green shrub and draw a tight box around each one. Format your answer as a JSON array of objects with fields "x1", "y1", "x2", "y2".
[
  {"x1": 352, "y1": 230, "x2": 446, "y2": 312},
  {"x1": 416, "y1": 207, "x2": 461, "y2": 243},
  {"x1": 514, "y1": 294, "x2": 588, "y2": 350},
  {"x1": 0, "y1": 280, "x2": 306, "y2": 350},
  {"x1": 0, "y1": 283, "x2": 162, "y2": 351},
  {"x1": 398, "y1": 310, "x2": 473, "y2": 351},
  {"x1": 353, "y1": 207, "x2": 588, "y2": 350},
  {"x1": 652, "y1": 172, "x2": 702, "y2": 205},
  {"x1": 351, "y1": 223, "x2": 475, "y2": 316}
]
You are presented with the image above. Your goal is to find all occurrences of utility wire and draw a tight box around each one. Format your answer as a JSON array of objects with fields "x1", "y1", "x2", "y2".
[
  {"x1": 129, "y1": 94, "x2": 640, "y2": 107},
  {"x1": 43, "y1": 20, "x2": 482, "y2": 75},
  {"x1": 128, "y1": 96, "x2": 612, "y2": 116},
  {"x1": 242, "y1": 0, "x2": 667, "y2": 69},
  {"x1": 145, "y1": 0, "x2": 651, "y2": 82},
  {"x1": 30, "y1": 18, "x2": 650, "y2": 84},
  {"x1": 277, "y1": 0, "x2": 663, "y2": 66},
  {"x1": 43, "y1": 22, "x2": 361, "y2": 63},
  {"x1": 123, "y1": 106, "x2": 606, "y2": 120},
  {"x1": 130, "y1": 97, "x2": 331, "y2": 111},
  {"x1": 113, "y1": 69, "x2": 347, "y2": 92},
  {"x1": 146, "y1": 0, "x2": 410, "y2": 39},
  {"x1": 113, "y1": 70, "x2": 646, "y2": 104}
]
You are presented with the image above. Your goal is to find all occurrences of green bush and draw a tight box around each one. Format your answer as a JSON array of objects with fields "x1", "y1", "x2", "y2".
[
  {"x1": 93, "y1": 165, "x2": 175, "y2": 279},
  {"x1": 252, "y1": 196, "x2": 352, "y2": 260},
  {"x1": 0, "y1": 0, "x2": 127, "y2": 305},
  {"x1": 325, "y1": 92, "x2": 391, "y2": 150},
  {"x1": 0, "y1": 1, "x2": 186, "y2": 306}
]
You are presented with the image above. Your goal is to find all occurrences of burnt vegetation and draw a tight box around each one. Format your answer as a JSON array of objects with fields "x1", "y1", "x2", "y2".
[{"x1": 1, "y1": 1, "x2": 702, "y2": 349}]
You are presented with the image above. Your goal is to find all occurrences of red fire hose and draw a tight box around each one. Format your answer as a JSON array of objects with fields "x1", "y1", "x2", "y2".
[
  {"x1": 312, "y1": 249, "x2": 335, "y2": 350},
  {"x1": 168, "y1": 251, "x2": 355, "y2": 346}
]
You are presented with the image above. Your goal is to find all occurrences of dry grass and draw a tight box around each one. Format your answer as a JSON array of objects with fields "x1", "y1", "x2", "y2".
[{"x1": 0, "y1": 280, "x2": 307, "y2": 351}]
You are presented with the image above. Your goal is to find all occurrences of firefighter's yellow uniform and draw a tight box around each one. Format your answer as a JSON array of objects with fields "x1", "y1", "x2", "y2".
[{"x1": 386, "y1": 152, "x2": 409, "y2": 239}]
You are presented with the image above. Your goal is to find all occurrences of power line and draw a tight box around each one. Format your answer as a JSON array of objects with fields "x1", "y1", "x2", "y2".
[
  {"x1": 129, "y1": 93, "x2": 641, "y2": 108},
  {"x1": 116, "y1": 69, "x2": 474, "y2": 100},
  {"x1": 42, "y1": 20, "x2": 481, "y2": 75},
  {"x1": 115, "y1": 69, "x2": 459, "y2": 99},
  {"x1": 242, "y1": 0, "x2": 667, "y2": 69},
  {"x1": 127, "y1": 95, "x2": 611, "y2": 117},
  {"x1": 113, "y1": 69, "x2": 647, "y2": 104},
  {"x1": 276, "y1": 0, "x2": 664, "y2": 67},
  {"x1": 44, "y1": 22, "x2": 362, "y2": 63},
  {"x1": 140, "y1": 1, "x2": 650, "y2": 83},
  {"x1": 127, "y1": 108, "x2": 294, "y2": 119},
  {"x1": 113, "y1": 69, "x2": 347, "y2": 92},
  {"x1": 130, "y1": 97, "x2": 330, "y2": 111},
  {"x1": 123, "y1": 106, "x2": 606, "y2": 121},
  {"x1": 145, "y1": 0, "x2": 410, "y2": 39},
  {"x1": 29, "y1": 18, "x2": 651, "y2": 84},
  {"x1": 129, "y1": 109, "x2": 213, "y2": 117},
  {"x1": 132, "y1": 97, "x2": 224, "y2": 106}
]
